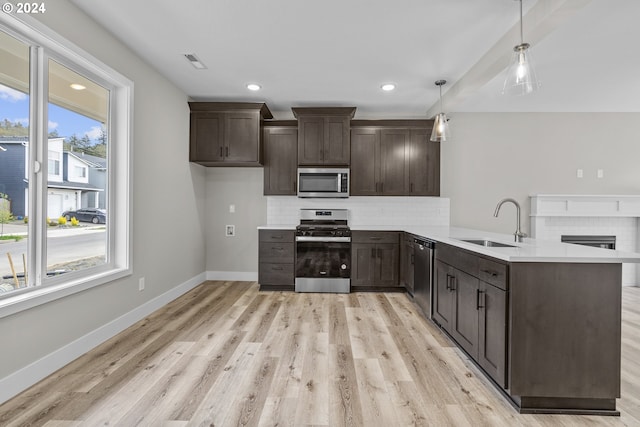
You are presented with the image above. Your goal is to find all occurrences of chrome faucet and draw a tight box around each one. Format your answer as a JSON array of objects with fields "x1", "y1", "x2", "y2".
[{"x1": 494, "y1": 198, "x2": 527, "y2": 243}]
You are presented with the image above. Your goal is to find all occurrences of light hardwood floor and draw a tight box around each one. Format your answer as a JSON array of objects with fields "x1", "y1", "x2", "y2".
[{"x1": 1, "y1": 281, "x2": 639, "y2": 426}]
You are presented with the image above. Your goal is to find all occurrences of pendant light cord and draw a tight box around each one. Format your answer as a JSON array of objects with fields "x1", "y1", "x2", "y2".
[
  {"x1": 439, "y1": 84, "x2": 443, "y2": 113},
  {"x1": 519, "y1": 0, "x2": 524, "y2": 44}
]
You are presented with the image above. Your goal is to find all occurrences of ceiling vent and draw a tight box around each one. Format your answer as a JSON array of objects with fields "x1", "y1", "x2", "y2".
[{"x1": 184, "y1": 53, "x2": 207, "y2": 70}]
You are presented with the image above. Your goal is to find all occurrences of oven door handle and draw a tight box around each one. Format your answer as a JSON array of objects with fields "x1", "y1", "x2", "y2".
[{"x1": 295, "y1": 236, "x2": 351, "y2": 243}]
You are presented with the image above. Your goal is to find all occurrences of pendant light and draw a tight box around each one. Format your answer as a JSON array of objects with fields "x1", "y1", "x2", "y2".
[
  {"x1": 502, "y1": 0, "x2": 540, "y2": 95},
  {"x1": 430, "y1": 80, "x2": 450, "y2": 142}
]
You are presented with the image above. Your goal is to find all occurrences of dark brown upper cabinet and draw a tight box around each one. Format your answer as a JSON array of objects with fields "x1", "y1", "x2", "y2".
[
  {"x1": 292, "y1": 107, "x2": 356, "y2": 166},
  {"x1": 350, "y1": 120, "x2": 440, "y2": 196},
  {"x1": 189, "y1": 102, "x2": 273, "y2": 166},
  {"x1": 263, "y1": 122, "x2": 298, "y2": 195}
]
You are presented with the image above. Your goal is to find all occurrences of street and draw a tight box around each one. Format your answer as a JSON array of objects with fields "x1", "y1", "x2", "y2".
[{"x1": 1, "y1": 229, "x2": 106, "y2": 281}]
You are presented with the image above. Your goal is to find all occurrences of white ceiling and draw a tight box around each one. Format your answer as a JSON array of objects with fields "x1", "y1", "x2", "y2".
[{"x1": 70, "y1": 0, "x2": 640, "y2": 119}]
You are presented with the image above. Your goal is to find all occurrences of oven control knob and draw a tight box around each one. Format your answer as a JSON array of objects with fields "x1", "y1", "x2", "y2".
[
  {"x1": 336, "y1": 230, "x2": 343, "y2": 236},
  {"x1": 341, "y1": 264, "x2": 347, "y2": 270}
]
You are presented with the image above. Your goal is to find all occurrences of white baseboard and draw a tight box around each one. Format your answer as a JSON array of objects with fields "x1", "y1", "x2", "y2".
[
  {"x1": 206, "y1": 271, "x2": 258, "y2": 281},
  {"x1": 0, "y1": 271, "x2": 206, "y2": 406}
]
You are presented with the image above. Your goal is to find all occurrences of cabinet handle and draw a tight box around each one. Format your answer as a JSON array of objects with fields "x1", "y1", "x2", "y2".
[
  {"x1": 410, "y1": 182, "x2": 414, "y2": 193},
  {"x1": 272, "y1": 266, "x2": 283, "y2": 271},
  {"x1": 273, "y1": 247, "x2": 284, "y2": 250},
  {"x1": 371, "y1": 248, "x2": 376, "y2": 258},
  {"x1": 445, "y1": 274, "x2": 452, "y2": 290},
  {"x1": 377, "y1": 248, "x2": 382, "y2": 259},
  {"x1": 481, "y1": 269, "x2": 499, "y2": 277},
  {"x1": 449, "y1": 276, "x2": 456, "y2": 292},
  {"x1": 410, "y1": 253, "x2": 414, "y2": 265},
  {"x1": 477, "y1": 289, "x2": 485, "y2": 310},
  {"x1": 272, "y1": 235, "x2": 283, "y2": 240},
  {"x1": 370, "y1": 237, "x2": 382, "y2": 241},
  {"x1": 220, "y1": 147, "x2": 223, "y2": 157},
  {"x1": 226, "y1": 146, "x2": 229, "y2": 157}
]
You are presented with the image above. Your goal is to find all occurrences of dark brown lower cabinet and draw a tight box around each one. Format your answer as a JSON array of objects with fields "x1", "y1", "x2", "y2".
[
  {"x1": 400, "y1": 233, "x2": 415, "y2": 293},
  {"x1": 351, "y1": 231, "x2": 400, "y2": 289},
  {"x1": 434, "y1": 247, "x2": 507, "y2": 388},
  {"x1": 434, "y1": 242, "x2": 621, "y2": 414},
  {"x1": 258, "y1": 229, "x2": 295, "y2": 290}
]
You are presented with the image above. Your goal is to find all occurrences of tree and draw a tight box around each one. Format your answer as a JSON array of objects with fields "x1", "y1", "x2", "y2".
[{"x1": 0, "y1": 208, "x2": 12, "y2": 237}]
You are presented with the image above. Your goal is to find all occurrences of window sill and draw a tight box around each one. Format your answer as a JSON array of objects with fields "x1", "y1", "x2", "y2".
[{"x1": 0, "y1": 267, "x2": 131, "y2": 319}]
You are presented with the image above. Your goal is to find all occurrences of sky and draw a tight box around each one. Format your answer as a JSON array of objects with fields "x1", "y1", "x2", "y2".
[{"x1": 0, "y1": 83, "x2": 104, "y2": 141}]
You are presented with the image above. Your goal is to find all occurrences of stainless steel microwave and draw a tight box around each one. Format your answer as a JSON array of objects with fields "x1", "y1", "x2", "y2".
[{"x1": 297, "y1": 168, "x2": 349, "y2": 198}]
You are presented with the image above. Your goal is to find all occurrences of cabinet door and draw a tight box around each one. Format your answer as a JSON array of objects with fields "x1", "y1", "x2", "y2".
[
  {"x1": 478, "y1": 281, "x2": 507, "y2": 387},
  {"x1": 376, "y1": 243, "x2": 399, "y2": 287},
  {"x1": 324, "y1": 116, "x2": 350, "y2": 165},
  {"x1": 351, "y1": 243, "x2": 376, "y2": 286},
  {"x1": 400, "y1": 238, "x2": 415, "y2": 293},
  {"x1": 451, "y1": 269, "x2": 480, "y2": 359},
  {"x1": 225, "y1": 111, "x2": 260, "y2": 163},
  {"x1": 350, "y1": 128, "x2": 380, "y2": 195},
  {"x1": 264, "y1": 127, "x2": 298, "y2": 195},
  {"x1": 408, "y1": 129, "x2": 440, "y2": 196},
  {"x1": 190, "y1": 113, "x2": 224, "y2": 162},
  {"x1": 298, "y1": 117, "x2": 323, "y2": 165},
  {"x1": 433, "y1": 260, "x2": 454, "y2": 331},
  {"x1": 379, "y1": 129, "x2": 409, "y2": 195}
]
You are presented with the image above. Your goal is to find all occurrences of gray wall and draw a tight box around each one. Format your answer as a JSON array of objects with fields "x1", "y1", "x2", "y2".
[
  {"x1": 442, "y1": 113, "x2": 640, "y2": 234},
  {"x1": 0, "y1": 0, "x2": 206, "y2": 380},
  {"x1": 205, "y1": 168, "x2": 266, "y2": 274}
]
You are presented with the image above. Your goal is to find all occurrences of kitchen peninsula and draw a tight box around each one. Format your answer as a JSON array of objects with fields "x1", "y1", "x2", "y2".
[{"x1": 258, "y1": 223, "x2": 640, "y2": 415}]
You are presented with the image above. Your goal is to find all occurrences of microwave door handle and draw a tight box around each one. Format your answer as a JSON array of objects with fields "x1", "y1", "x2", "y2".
[{"x1": 337, "y1": 173, "x2": 341, "y2": 192}]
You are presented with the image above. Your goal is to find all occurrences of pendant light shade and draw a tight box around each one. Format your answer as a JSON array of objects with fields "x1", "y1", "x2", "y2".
[
  {"x1": 502, "y1": 0, "x2": 540, "y2": 95},
  {"x1": 430, "y1": 80, "x2": 450, "y2": 142}
]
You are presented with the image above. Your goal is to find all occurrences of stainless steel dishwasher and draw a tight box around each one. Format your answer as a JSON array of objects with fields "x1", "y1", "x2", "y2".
[{"x1": 413, "y1": 237, "x2": 435, "y2": 318}]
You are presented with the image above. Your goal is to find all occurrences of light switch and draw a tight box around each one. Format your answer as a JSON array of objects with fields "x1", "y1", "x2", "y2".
[
  {"x1": 229, "y1": 204, "x2": 235, "y2": 213},
  {"x1": 597, "y1": 169, "x2": 604, "y2": 178},
  {"x1": 576, "y1": 169, "x2": 583, "y2": 178}
]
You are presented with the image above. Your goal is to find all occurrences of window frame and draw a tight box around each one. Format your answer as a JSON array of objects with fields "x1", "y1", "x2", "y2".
[{"x1": 0, "y1": 12, "x2": 133, "y2": 318}]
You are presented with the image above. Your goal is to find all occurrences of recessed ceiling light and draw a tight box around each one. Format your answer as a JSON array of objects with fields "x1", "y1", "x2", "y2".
[
  {"x1": 381, "y1": 83, "x2": 396, "y2": 91},
  {"x1": 247, "y1": 83, "x2": 261, "y2": 91},
  {"x1": 184, "y1": 53, "x2": 207, "y2": 70},
  {"x1": 70, "y1": 83, "x2": 86, "y2": 91}
]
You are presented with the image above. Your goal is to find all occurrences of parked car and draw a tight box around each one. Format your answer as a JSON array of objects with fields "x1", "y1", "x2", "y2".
[{"x1": 61, "y1": 208, "x2": 106, "y2": 224}]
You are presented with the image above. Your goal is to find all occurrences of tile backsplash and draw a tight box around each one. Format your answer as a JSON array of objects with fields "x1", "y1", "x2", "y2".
[{"x1": 266, "y1": 196, "x2": 450, "y2": 227}]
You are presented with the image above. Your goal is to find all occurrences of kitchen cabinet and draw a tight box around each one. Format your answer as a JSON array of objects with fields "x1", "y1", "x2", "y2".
[
  {"x1": 258, "y1": 229, "x2": 295, "y2": 290},
  {"x1": 263, "y1": 123, "x2": 298, "y2": 195},
  {"x1": 350, "y1": 121, "x2": 440, "y2": 196},
  {"x1": 189, "y1": 102, "x2": 273, "y2": 166},
  {"x1": 292, "y1": 107, "x2": 356, "y2": 166},
  {"x1": 400, "y1": 233, "x2": 415, "y2": 293},
  {"x1": 434, "y1": 243, "x2": 507, "y2": 387},
  {"x1": 351, "y1": 231, "x2": 400, "y2": 288}
]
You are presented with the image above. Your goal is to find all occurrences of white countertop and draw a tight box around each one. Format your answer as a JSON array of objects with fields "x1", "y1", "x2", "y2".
[{"x1": 258, "y1": 224, "x2": 640, "y2": 263}]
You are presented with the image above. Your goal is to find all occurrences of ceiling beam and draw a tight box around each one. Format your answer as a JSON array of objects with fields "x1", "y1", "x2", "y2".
[{"x1": 426, "y1": 0, "x2": 593, "y2": 118}]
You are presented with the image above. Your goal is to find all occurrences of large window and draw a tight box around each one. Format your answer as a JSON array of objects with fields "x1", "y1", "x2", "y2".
[{"x1": 0, "y1": 13, "x2": 131, "y2": 313}]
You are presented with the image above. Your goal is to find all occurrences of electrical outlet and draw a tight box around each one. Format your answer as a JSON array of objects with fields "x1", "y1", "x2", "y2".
[
  {"x1": 225, "y1": 225, "x2": 235, "y2": 236},
  {"x1": 597, "y1": 169, "x2": 604, "y2": 178},
  {"x1": 139, "y1": 277, "x2": 145, "y2": 291},
  {"x1": 229, "y1": 204, "x2": 236, "y2": 213},
  {"x1": 576, "y1": 169, "x2": 583, "y2": 178}
]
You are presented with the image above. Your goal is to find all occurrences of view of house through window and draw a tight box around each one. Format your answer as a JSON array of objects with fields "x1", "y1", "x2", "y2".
[{"x1": 1, "y1": 29, "x2": 111, "y2": 295}]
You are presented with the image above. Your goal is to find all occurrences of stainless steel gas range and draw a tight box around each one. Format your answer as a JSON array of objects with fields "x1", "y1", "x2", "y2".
[{"x1": 295, "y1": 209, "x2": 351, "y2": 293}]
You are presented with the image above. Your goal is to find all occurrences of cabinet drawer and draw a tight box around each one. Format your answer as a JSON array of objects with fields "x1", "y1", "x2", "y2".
[
  {"x1": 259, "y1": 229, "x2": 294, "y2": 243},
  {"x1": 436, "y1": 243, "x2": 479, "y2": 276},
  {"x1": 259, "y1": 263, "x2": 294, "y2": 285},
  {"x1": 259, "y1": 242, "x2": 295, "y2": 263},
  {"x1": 352, "y1": 231, "x2": 399, "y2": 244},
  {"x1": 478, "y1": 258, "x2": 508, "y2": 290}
]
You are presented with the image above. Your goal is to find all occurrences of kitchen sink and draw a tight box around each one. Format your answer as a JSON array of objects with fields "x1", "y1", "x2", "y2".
[{"x1": 458, "y1": 239, "x2": 517, "y2": 248}]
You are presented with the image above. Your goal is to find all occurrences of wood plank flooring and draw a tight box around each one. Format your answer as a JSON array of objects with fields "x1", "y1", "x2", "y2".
[{"x1": 1, "y1": 281, "x2": 639, "y2": 426}]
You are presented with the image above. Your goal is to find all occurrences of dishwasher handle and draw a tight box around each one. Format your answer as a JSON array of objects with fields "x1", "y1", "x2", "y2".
[{"x1": 413, "y1": 238, "x2": 436, "y2": 249}]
